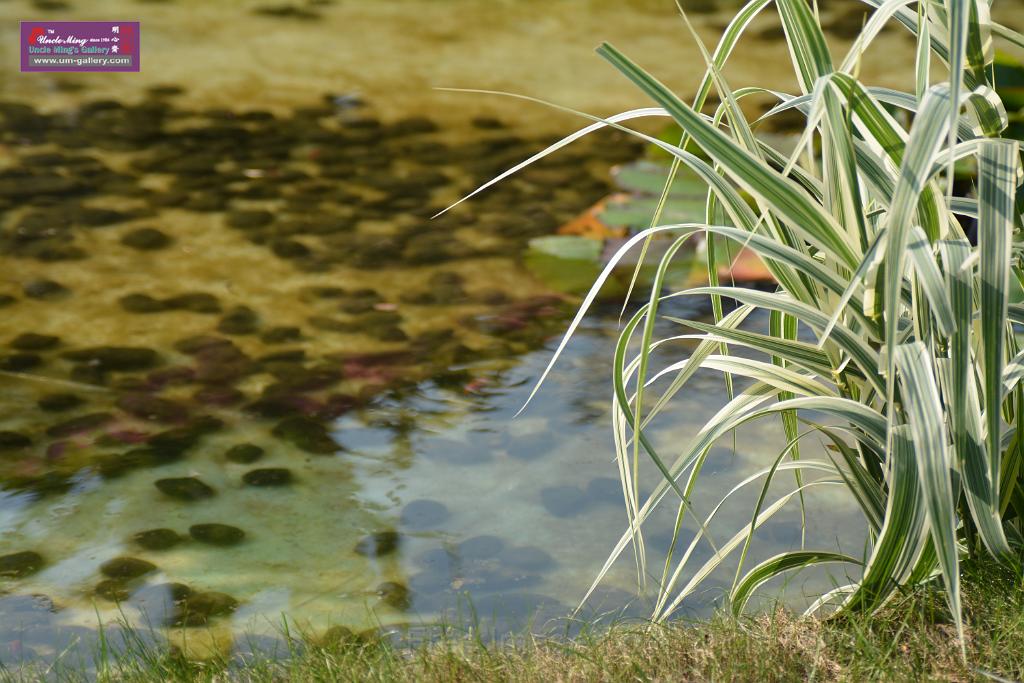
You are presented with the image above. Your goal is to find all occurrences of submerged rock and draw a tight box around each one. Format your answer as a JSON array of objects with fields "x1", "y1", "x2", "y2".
[
  {"x1": 0, "y1": 353, "x2": 42, "y2": 371},
  {"x1": 62, "y1": 346, "x2": 160, "y2": 371},
  {"x1": 10, "y1": 333, "x2": 60, "y2": 350},
  {"x1": 173, "y1": 334, "x2": 230, "y2": 355},
  {"x1": 77, "y1": 207, "x2": 132, "y2": 227},
  {"x1": 121, "y1": 227, "x2": 172, "y2": 250},
  {"x1": 94, "y1": 579, "x2": 131, "y2": 602},
  {"x1": 45, "y1": 412, "x2": 113, "y2": 437},
  {"x1": 471, "y1": 116, "x2": 505, "y2": 130},
  {"x1": 189, "y1": 523, "x2": 245, "y2": 546},
  {"x1": 319, "y1": 625, "x2": 367, "y2": 648},
  {"x1": 0, "y1": 431, "x2": 31, "y2": 450},
  {"x1": 265, "y1": 365, "x2": 341, "y2": 392},
  {"x1": 12, "y1": 472, "x2": 72, "y2": 498},
  {"x1": 100, "y1": 556, "x2": 156, "y2": 579},
  {"x1": 259, "y1": 349, "x2": 306, "y2": 365},
  {"x1": 225, "y1": 209, "x2": 274, "y2": 229},
  {"x1": 147, "y1": 582, "x2": 193, "y2": 604},
  {"x1": 23, "y1": 279, "x2": 69, "y2": 300},
  {"x1": 0, "y1": 551, "x2": 44, "y2": 578},
  {"x1": 225, "y1": 443, "x2": 264, "y2": 464},
  {"x1": 354, "y1": 530, "x2": 400, "y2": 558},
  {"x1": 37, "y1": 392, "x2": 84, "y2": 412},
  {"x1": 187, "y1": 338, "x2": 256, "y2": 384},
  {"x1": 132, "y1": 528, "x2": 183, "y2": 551},
  {"x1": 164, "y1": 292, "x2": 221, "y2": 313},
  {"x1": 245, "y1": 394, "x2": 314, "y2": 419},
  {"x1": 117, "y1": 394, "x2": 189, "y2": 423},
  {"x1": 96, "y1": 449, "x2": 155, "y2": 479},
  {"x1": 249, "y1": 4, "x2": 317, "y2": 19},
  {"x1": 116, "y1": 293, "x2": 162, "y2": 315},
  {"x1": 68, "y1": 364, "x2": 107, "y2": 386},
  {"x1": 146, "y1": 418, "x2": 222, "y2": 460},
  {"x1": 242, "y1": 468, "x2": 292, "y2": 487},
  {"x1": 147, "y1": 366, "x2": 196, "y2": 388},
  {"x1": 399, "y1": 500, "x2": 449, "y2": 530},
  {"x1": 375, "y1": 581, "x2": 412, "y2": 611},
  {"x1": 261, "y1": 326, "x2": 302, "y2": 344},
  {"x1": 271, "y1": 238, "x2": 312, "y2": 259},
  {"x1": 271, "y1": 416, "x2": 341, "y2": 454},
  {"x1": 167, "y1": 590, "x2": 239, "y2": 627},
  {"x1": 185, "y1": 590, "x2": 239, "y2": 617},
  {"x1": 155, "y1": 477, "x2": 216, "y2": 501},
  {"x1": 193, "y1": 386, "x2": 245, "y2": 406},
  {"x1": 217, "y1": 306, "x2": 260, "y2": 335},
  {"x1": 183, "y1": 193, "x2": 228, "y2": 212}
]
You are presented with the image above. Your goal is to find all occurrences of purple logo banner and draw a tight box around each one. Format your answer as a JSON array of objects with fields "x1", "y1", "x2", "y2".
[{"x1": 21, "y1": 21, "x2": 140, "y2": 72}]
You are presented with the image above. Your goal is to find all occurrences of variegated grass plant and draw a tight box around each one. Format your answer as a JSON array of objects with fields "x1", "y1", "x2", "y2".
[{"x1": 444, "y1": 0, "x2": 1024, "y2": 657}]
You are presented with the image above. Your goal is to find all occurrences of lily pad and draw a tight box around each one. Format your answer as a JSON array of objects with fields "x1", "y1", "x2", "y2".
[
  {"x1": 610, "y1": 160, "x2": 708, "y2": 198},
  {"x1": 523, "y1": 252, "x2": 603, "y2": 295},
  {"x1": 598, "y1": 195, "x2": 708, "y2": 231},
  {"x1": 527, "y1": 235, "x2": 602, "y2": 262}
]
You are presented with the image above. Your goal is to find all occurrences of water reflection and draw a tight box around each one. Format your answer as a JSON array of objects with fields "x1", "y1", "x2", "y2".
[{"x1": 0, "y1": 289, "x2": 871, "y2": 665}]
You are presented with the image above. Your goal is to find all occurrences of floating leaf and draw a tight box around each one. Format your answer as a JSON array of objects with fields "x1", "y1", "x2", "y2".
[
  {"x1": 611, "y1": 160, "x2": 709, "y2": 197},
  {"x1": 527, "y1": 235, "x2": 603, "y2": 262},
  {"x1": 599, "y1": 196, "x2": 708, "y2": 231}
]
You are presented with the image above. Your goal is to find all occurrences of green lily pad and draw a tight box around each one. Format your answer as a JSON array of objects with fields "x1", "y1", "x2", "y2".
[
  {"x1": 611, "y1": 161, "x2": 708, "y2": 198},
  {"x1": 527, "y1": 235, "x2": 602, "y2": 262},
  {"x1": 524, "y1": 252, "x2": 604, "y2": 295},
  {"x1": 525, "y1": 245, "x2": 695, "y2": 297},
  {"x1": 599, "y1": 195, "x2": 709, "y2": 230}
]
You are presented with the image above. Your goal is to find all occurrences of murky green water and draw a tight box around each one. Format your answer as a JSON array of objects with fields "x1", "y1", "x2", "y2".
[{"x1": 1, "y1": 0, "x2": 1022, "y2": 668}]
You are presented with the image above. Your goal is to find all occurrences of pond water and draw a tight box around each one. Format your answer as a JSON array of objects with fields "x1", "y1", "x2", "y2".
[{"x1": 1, "y1": 0, "x2": 1023, "y2": 669}]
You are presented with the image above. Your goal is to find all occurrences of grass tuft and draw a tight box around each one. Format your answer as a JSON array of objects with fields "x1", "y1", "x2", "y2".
[{"x1": 5, "y1": 561, "x2": 1021, "y2": 682}]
